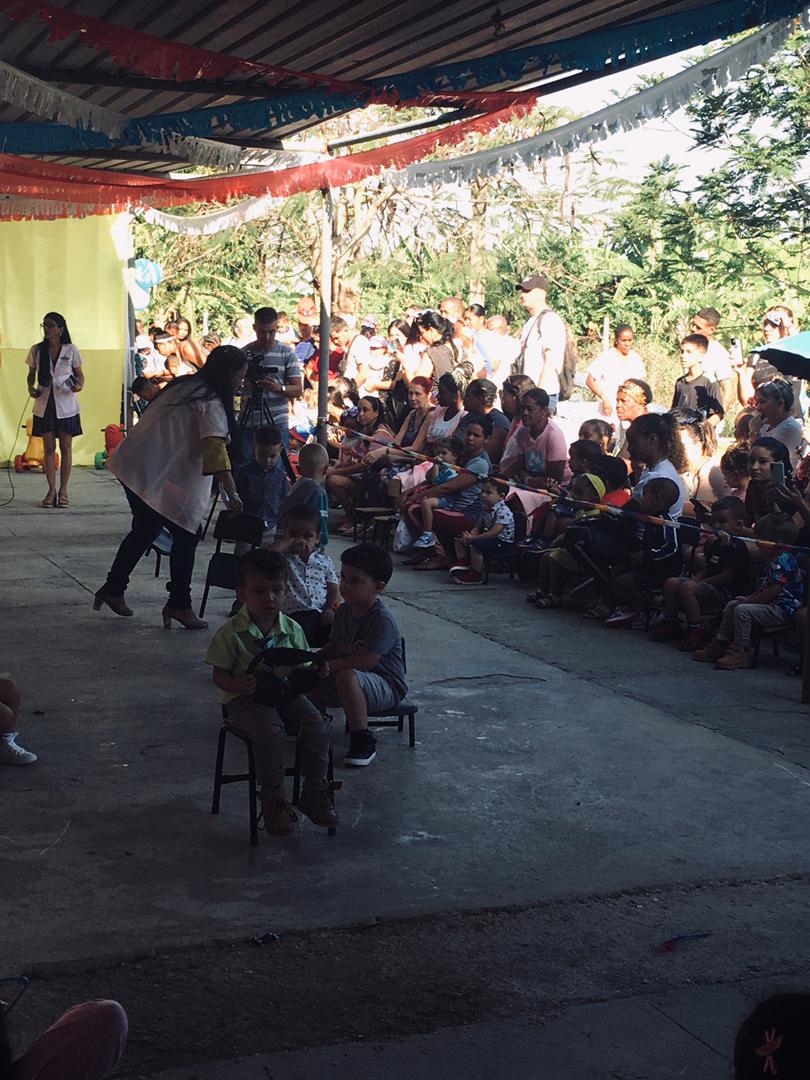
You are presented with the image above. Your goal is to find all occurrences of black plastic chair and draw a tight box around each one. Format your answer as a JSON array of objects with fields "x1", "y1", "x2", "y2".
[
  {"x1": 199, "y1": 511, "x2": 265, "y2": 617},
  {"x1": 149, "y1": 527, "x2": 173, "y2": 578},
  {"x1": 365, "y1": 638, "x2": 418, "y2": 747},
  {"x1": 211, "y1": 706, "x2": 338, "y2": 844},
  {"x1": 482, "y1": 511, "x2": 528, "y2": 583}
]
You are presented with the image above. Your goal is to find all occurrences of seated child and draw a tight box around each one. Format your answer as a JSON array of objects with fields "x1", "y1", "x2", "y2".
[
  {"x1": 0, "y1": 676, "x2": 36, "y2": 765},
  {"x1": 695, "y1": 511, "x2": 806, "y2": 670},
  {"x1": 579, "y1": 419, "x2": 613, "y2": 454},
  {"x1": 745, "y1": 437, "x2": 792, "y2": 523},
  {"x1": 273, "y1": 506, "x2": 339, "y2": 647},
  {"x1": 204, "y1": 549, "x2": 336, "y2": 835},
  {"x1": 533, "y1": 472, "x2": 606, "y2": 608},
  {"x1": 130, "y1": 375, "x2": 161, "y2": 411},
  {"x1": 280, "y1": 441, "x2": 330, "y2": 549},
  {"x1": 652, "y1": 496, "x2": 754, "y2": 650},
  {"x1": 309, "y1": 543, "x2": 407, "y2": 768},
  {"x1": 593, "y1": 455, "x2": 631, "y2": 507},
  {"x1": 412, "y1": 436, "x2": 464, "y2": 549},
  {"x1": 450, "y1": 477, "x2": 515, "y2": 584},
  {"x1": 235, "y1": 424, "x2": 290, "y2": 540},
  {"x1": 605, "y1": 476, "x2": 683, "y2": 627},
  {"x1": 538, "y1": 438, "x2": 605, "y2": 545},
  {"x1": 720, "y1": 445, "x2": 750, "y2": 501}
]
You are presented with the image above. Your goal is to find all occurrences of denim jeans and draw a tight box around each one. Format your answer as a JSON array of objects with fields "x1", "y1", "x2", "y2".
[{"x1": 105, "y1": 487, "x2": 201, "y2": 609}]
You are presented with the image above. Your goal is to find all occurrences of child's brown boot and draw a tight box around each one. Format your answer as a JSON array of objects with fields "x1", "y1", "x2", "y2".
[
  {"x1": 693, "y1": 637, "x2": 729, "y2": 663},
  {"x1": 261, "y1": 795, "x2": 298, "y2": 836},
  {"x1": 297, "y1": 779, "x2": 340, "y2": 829}
]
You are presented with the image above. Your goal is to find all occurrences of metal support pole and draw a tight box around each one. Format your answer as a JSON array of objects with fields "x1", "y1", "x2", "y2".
[{"x1": 317, "y1": 186, "x2": 333, "y2": 448}]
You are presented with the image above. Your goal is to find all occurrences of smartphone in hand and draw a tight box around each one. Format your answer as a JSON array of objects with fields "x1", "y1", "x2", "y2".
[{"x1": 771, "y1": 462, "x2": 786, "y2": 488}]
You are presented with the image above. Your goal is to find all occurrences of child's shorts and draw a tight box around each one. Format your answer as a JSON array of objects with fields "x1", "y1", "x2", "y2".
[
  {"x1": 470, "y1": 537, "x2": 514, "y2": 556},
  {"x1": 320, "y1": 670, "x2": 403, "y2": 713},
  {"x1": 437, "y1": 496, "x2": 454, "y2": 510}
]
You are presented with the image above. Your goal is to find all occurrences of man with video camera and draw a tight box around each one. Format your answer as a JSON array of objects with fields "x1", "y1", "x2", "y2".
[{"x1": 237, "y1": 306, "x2": 303, "y2": 464}]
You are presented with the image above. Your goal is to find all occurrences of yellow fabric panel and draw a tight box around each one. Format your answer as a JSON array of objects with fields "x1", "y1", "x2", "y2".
[
  {"x1": 0, "y1": 214, "x2": 127, "y2": 465},
  {"x1": 201, "y1": 436, "x2": 230, "y2": 476}
]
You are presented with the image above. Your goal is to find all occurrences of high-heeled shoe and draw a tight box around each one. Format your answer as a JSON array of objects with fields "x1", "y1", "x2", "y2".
[
  {"x1": 161, "y1": 605, "x2": 208, "y2": 630},
  {"x1": 92, "y1": 588, "x2": 133, "y2": 617}
]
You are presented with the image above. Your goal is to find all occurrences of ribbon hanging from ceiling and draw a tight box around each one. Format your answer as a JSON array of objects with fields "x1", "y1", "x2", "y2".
[
  {"x1": 370, "y1": 0, "x2": 808, "y2": 98},
  {"x1": 396, "y1": 15, "x2": 801, "y2": 189},
  {"x1": 0, "y1": 0, "x2": 802, "y2": 162},
  {"x1": 0, "y1": 98, "x2": 535, "y2": 219},
  {"x1": 126, "y1": 16, "x2": 797, "y2": 234},
  {"x1": 0, "y1": 0, "x2": 527, "y2": 112}
]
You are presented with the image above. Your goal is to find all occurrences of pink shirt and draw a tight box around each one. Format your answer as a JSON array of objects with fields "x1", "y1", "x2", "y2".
[{"x1": 501, "y1": 418, "x2": 570, "y2": 479}]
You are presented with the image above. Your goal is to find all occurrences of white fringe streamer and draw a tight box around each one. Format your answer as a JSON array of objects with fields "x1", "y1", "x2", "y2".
[
  {"x1": 0, "y1": 60, "x2": 128, "y2": 137},
  {"x1": 395, "y1": 17, "x2": 804, "y2": 189},
  {"x1": 0, "y1": 60, "x2": 243, "y2": 170}
]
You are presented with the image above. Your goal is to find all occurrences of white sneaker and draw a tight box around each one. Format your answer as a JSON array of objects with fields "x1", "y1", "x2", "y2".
[{"x1": 0, "y1": 734, "x2": 37, "y2": 766}]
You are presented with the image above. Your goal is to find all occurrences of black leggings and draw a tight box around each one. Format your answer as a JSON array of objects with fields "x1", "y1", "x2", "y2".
[{"x1": 104, "y1": 487, "x2": 201, "y2": 609}]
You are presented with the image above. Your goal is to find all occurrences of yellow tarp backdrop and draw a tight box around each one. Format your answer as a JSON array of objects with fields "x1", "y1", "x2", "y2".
[{"x1": 0, "y1": 214, "x2": 127, "y2": 465}]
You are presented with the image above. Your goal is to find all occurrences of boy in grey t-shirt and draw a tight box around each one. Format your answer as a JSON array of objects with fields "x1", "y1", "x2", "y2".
[{"x1": 309, "y1": 543, "x2": 406, "y2": 768}]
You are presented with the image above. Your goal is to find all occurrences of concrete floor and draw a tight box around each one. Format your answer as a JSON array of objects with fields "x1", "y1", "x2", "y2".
[{"x1": 2, "y1": 469, "x2": 810, "y2": 1078}]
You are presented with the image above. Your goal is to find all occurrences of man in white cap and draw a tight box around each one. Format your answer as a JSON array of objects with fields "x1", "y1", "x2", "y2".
[{"x1": 513, "y1": 274, "x2": 567, "y2": 412}]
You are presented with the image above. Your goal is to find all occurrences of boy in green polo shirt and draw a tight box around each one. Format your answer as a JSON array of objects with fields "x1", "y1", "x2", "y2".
[{"x1": 204, "y1": 548, "x2": 337, "y2": 836}]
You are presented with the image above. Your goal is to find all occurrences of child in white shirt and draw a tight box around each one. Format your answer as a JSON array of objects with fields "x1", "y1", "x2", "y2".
[
  {"x1": 450, "y1": 478, "x2": 515, "y2": 584},
  {"x1": 272, "y1": 505, "x2": 339, "y2": 646}
]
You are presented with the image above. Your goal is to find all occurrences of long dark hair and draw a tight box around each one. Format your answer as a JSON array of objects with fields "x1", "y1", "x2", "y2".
[
  {"x1": 750, "y1": 436, "x2": 793, "y2": 478},
  {"x1": 359, "y1": 395, "x2": 386, "y2": 433},
  {"x1": 37, "y1": 311, "x2": 71, "y2": 387},
  {"x1": 164, "y1": 345, "x2": 246, "y2": 445},
  {"x1": 628, "y1": 412, "x2": 688, "y2": 472}
]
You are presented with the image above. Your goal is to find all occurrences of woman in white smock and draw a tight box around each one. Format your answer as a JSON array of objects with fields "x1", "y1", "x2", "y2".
[{"x1": 94, "y1": 346, "x2": 247, "y2": 629}]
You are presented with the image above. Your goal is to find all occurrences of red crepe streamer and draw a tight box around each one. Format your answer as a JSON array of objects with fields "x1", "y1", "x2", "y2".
[
  {"x1": 0, "y1": 98, "x2": 536, "y2": 218},
  {"x1": 0, "y1": 0, "x2": 535, "y2": 110}
]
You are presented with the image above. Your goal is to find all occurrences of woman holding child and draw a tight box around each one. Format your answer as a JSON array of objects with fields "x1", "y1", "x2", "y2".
[
  {"x1": 400, "y1": 416, "x2": 493, "y2": 571},
  {"x1": 326, "y1": 396, "x2": 395, "y2": 536},
  {"x1": 94, "y1": 345, "x2": 247, "y2": 629}
]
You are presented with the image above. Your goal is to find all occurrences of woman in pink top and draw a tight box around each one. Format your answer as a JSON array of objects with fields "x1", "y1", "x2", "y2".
[{"x1": 500, "y1": 387, "x2": 570, "y2": 515}]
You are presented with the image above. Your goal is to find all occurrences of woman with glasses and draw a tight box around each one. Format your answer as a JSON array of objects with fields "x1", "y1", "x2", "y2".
[{"x1": 25, "y1": 312, "x2": 84, "y2": 508}]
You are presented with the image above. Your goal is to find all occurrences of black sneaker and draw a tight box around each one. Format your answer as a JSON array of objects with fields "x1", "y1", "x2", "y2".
[{"x1": 344, "y1": 731, "x2": 377, "y2": 767}]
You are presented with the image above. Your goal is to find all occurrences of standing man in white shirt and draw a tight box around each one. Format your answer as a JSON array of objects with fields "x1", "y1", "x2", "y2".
[
  {"x1": 512, "y1": 275, "x2": 567, "y2": 413},
  {"x1": 690, "y1": 307, "x2": 733, "y2": 412}
]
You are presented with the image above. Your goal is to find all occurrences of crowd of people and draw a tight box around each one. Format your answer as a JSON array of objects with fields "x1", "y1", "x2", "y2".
[{"x1": 4, "y1": 282, "x2": 810, "y2": 1079}]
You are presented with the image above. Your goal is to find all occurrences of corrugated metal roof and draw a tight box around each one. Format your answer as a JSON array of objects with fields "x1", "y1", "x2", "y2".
[{"x1": 0, "y1": 0, "x2": 712, "y2": 175}]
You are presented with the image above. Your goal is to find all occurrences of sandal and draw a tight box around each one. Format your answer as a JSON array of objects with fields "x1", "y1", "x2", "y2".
[
  {"x1": 57, "y1": 492, "x2": 70, "y2": 508},
  {"x1": 41, "y1": 493, "x2": 56, "y2": 508},
  {"x1": 582, "y1": 601, "x2": 610, "y2": 620},
  {"x1": 535, "y1": 594, "x2": 562, "y2": 609}
]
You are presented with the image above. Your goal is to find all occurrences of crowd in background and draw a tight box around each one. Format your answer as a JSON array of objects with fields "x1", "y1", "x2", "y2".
[{"x1": 128, "y1": 276, "x2": 809, "y2": 677}]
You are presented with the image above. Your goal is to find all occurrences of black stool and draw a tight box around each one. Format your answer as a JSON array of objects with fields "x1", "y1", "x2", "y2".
[{"x1": 211, "y1": 709, "x2": 337, "y2": 843}]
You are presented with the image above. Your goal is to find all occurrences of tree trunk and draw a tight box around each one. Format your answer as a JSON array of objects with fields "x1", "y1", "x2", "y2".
[{"x1": 468, "y1": 176, "x2": 489, "y2": 306}]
